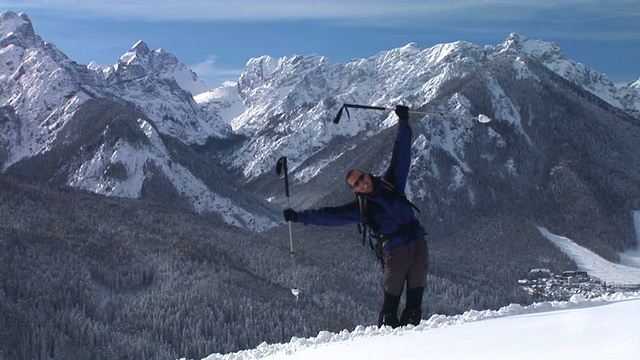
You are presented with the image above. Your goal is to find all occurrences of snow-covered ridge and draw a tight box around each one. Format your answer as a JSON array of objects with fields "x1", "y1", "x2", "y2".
[
  {"x1": 490, "y1": 33, "x2": 628, "y2": 109},
  {"x1": 111, "y1": 40, "x2": 209, "y2": 96},
  {"x1": 198, "y1": 32, "x2": 639, "y2": 182},
  {"x1": 0, "y1": 11, "x2": 266, "y2": 230}
]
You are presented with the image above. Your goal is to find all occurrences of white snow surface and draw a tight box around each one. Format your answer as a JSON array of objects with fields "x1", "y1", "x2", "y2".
[{"x1": 199, "y1": 230, "x2": 640, "y2": 360}]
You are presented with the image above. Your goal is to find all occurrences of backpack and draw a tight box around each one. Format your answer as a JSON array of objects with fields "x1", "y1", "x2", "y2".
[{"x1": 357, "y1": 178, "x2": 420, "y2": 269}]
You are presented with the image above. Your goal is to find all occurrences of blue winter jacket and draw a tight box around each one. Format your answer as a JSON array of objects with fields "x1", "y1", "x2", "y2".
[{"x1": 296, "y1": 118, "x2": 425, "y2": 251}]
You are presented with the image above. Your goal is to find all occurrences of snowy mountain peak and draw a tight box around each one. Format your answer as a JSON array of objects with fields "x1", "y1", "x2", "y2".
[
  {"x1": 131, "y1": 39, "x2": 150, "y2": 53},
  {"x1": 492, "y1": 33, "x2": 629, "y2": 111},
  {"x1": 120, "y1": 39, "x2": 152, "y2": 64},
  {"x1": 238, "y1": 55, "x2": 278, "y2": 91},
  {"x1": 113, "y1": 40, "x2": 154, "y2": 80},
  {"x1": 0, "y1": 11, "x2": 38, "y2": 46},
  {"x1": 107, "y1": 40, "x2": 208, "y2": 95},
  {"x1": 400, "y1": 42, "x2": 421, "y2": 53},
  {"x1": 498, "y1": 33, "x2": 566, "y2": 63}
]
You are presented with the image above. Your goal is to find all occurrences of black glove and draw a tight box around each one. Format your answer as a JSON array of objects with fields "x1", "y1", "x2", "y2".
[
  {"x1": 395, "y1": 105, "x2": 409, "y2": 120},
  {"x1": 283, "y1": 208, "x2": 298, "y2": 223}
]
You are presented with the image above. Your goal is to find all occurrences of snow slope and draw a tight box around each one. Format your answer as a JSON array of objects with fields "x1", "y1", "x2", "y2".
[
  {"x1": 621, "y1": 211, "x2": 640, "y2": 268},
  {"x1": 198, "y1": 229, "x2": 640, "y2": 360},
  {"x1": 539, "y1": 227, "x2": 640, "y2": 285}
]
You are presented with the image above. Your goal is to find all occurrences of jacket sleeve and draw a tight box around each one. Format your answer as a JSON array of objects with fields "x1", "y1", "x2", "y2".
[
  {"x1": 383, "y1": 119, "x2": 413, "y2": 191},
  {"x1": 296, "y1": 200, "x2": 361, "y2": 226}
]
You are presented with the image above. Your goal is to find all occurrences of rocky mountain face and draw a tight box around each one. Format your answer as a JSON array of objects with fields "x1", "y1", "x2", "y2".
[
  {"x1": 0, "y1": 11, "x2": 275, "y2": 230},
  {"x1": 2, "y1": 10, "x2": 639, "y2": 247},
  {"x1": 198, "y1": 33, "x2": 640, "y2": 182}
]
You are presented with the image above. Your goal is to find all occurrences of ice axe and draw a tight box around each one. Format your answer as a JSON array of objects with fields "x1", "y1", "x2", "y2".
[
  {"x1": 276, "y1": 156, "x2": 300, "y2": 300},
  {"x1": 333, "y1": 103, "x2": 492, "y2": 124}
]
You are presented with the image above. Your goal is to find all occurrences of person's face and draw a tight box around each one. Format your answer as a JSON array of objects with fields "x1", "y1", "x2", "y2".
[{"x1": 347, "y1": 171, "x2": 374, "y2": 194}]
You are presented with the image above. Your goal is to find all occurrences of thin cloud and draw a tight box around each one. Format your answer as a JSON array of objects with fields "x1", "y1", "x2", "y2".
[
  {"x1": 6, "y1": 1, "x2": 638, "y2": 43},
  {"x1": 4, "y1": 0, "x2": 637, "y2": 24},
  {"x1": 4, "y1": 0, "x2": 422, "y2": 21}
]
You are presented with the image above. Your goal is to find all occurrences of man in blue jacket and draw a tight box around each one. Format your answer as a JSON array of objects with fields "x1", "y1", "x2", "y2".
[{"x1": 283, "y1": 105, "x2": 429, "y2": 328}]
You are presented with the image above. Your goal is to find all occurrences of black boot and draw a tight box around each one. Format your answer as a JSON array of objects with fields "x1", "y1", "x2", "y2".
[
  {"x1": 400, "y1": 287, "x2": 424, "y2": 326},
  {"x1": 377, "y1": 292, "x2": 401, "y2": 328}
]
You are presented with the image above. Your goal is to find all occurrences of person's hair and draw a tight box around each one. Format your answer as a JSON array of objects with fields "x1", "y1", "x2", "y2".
[{"x1": 345, "y1": 169, "x2": 360, "y2": 187}]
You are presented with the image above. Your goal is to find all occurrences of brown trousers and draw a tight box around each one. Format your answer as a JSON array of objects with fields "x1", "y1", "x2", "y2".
[{"x1": 382, "y1": 237, "x2": 429, "y2": 296}]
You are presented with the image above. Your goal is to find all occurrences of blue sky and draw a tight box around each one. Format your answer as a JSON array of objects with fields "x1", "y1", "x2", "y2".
[{"x1": 2, "y1": 1, "x2": 639, "y2": 88}]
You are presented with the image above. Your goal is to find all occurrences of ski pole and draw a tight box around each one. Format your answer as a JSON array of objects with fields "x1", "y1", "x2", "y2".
[
  {"x1": 333, "y1": 103, "x2": 492, "y2": 124},
  {"x1": 276, "y1": 156, "x2": 300, "y2": 300}
]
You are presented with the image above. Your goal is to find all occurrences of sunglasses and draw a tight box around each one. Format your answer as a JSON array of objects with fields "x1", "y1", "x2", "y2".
[{"x1": 351, "y1": 174, "x2": 366, "y2": 188}]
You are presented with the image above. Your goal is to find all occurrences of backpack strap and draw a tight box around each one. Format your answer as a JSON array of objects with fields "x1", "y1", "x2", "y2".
[
  {"x1": 357, "y1": 195, "x2": 368, "y2": 247},
  {"x1": 357, "y1": 195, "x2": 385, "y2": 269},
  {"x1": 379, "y1": 178, "x2": 421, "y2": 213}
]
